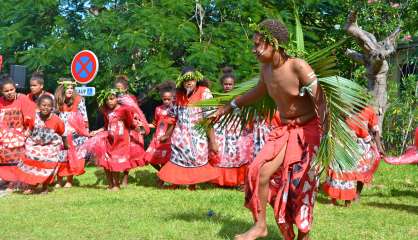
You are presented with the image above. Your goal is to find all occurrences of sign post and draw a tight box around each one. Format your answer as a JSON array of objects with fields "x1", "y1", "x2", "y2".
[{"x1": 71, "y1": 50, "x2": 98, "y2": 96}]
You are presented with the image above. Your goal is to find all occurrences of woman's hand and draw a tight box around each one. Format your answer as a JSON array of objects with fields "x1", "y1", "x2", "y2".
[
  {"x1": 211, "y1": 103, "x2": 233, "y2": 123},
  {"x1": 209, "y1": 140, "x2": 219, "y2": 154},
  {"x1": 158, "y1": 135, "x2": 169, "y2": 143}
]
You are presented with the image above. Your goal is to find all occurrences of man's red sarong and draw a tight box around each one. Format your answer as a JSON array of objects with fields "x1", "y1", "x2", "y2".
[{"x1": 245, "y1": 117, "x2": 321, "y2": 239}]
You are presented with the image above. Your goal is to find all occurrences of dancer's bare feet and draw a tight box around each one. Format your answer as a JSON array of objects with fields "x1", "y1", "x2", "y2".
[
  {"x1": 331, "y1": 198, "x2": 339, "y2": 206},
  {"x1": 187, "y1": 184, "x2": 197, "y2": 191},
  {"x1": 234, "y1": 224, "x2": 268, "y2": 240},
  {"x1": 23, "y1": 189, "x2": 34, "y2": 195},
  {"x1": 344, "y1": 200, "x2": 352, "y2": 207},
  {"x1": 111, "y1": 186, "x2": 120, "y2": 192},
  {"x1": 64, "y1": 182, "x2": 73, "y2": 188},
  {"x1": 156, "y1": 179, "x2": 164, "y2": 188},
  {"x1": 164, "y1": 184, "x2": 179, "y2": 190}
]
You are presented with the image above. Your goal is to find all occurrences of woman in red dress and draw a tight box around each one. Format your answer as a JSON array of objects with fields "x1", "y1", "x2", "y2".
[
  {"x1": 54, "y1": 78, "x2": 89, "y2": 188},
  {"x1": 211, "y1": 67, "x2": 253, "y2": 187},
  {"x1": 158, "y1": 67, "x2": 219, "y2": 190},
  {"x1": 144, "y1": 81, "x2": 176, "y2": 187},
  {"x1": 0, "y1": 77, "x2": 36, "y2": 191},
  {"x1": 13, "y1": 95, "x2": 66, "y2": 194},
  {"x1": 91, "y1": 89, "x2": 145, "y2": 191},
  {"x1": 113, "y1": 75, "x2": 150, "y2": 187},
  {"x1": 323, "y1": 105, "x2": 384, "y2": 206}
]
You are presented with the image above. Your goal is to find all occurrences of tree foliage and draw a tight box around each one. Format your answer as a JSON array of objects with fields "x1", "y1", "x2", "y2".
[{"x1": 0, "y1": 0, "x2": 416, "y2": 151}]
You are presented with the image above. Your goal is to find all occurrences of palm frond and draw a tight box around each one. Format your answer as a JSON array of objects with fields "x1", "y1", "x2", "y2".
[
  {"x1": 315, "y1": 76, "x2": 369, "y2": 171},
  {"x1": 194, "y1": 75, "x2": 370, "y2": 172},
  {"x1": 292, "y1": 0, "x2": 305, "y2": 52}
]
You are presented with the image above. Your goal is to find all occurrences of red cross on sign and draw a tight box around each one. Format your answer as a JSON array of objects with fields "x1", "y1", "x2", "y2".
[{"x1": 71, "y1": 50, "x2": 99, "y2": 84}]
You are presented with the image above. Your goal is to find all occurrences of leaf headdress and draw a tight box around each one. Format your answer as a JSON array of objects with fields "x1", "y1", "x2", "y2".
[
  {"x1": 176, "y1": 70, "x2": 204, "y2": 87},
  {"x1": 57, "y1": 78, "x2": 77, "y2": 90},
  {"x1": 97, "y1": 88, "x2": 120, "y2": 107}
]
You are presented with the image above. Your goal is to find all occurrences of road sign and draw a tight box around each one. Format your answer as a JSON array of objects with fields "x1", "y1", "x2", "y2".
[
  {"x1": 75, "y1": 86, "x2": 96, "y2": 97},
  {"x1": 71, "y1": 50, "x2": 99, "y2": 84}
]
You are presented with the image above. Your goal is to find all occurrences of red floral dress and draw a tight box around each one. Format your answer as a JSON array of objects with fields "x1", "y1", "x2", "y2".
[
  {"x1": 0, "y1": 94, "x2": 35, "y2": 181},
  {"x1": 14, "y1": 113, "x2": 65, "y2": 185},
  {"x1": 158, "y1": 86, "x2": 220, "y2": 185},
  {"x1": 323, "y1": 106, "x2": 381, "y2": 200},
  {"x1": 144, "y1": 105, "x2": 175, "y2": 165}
]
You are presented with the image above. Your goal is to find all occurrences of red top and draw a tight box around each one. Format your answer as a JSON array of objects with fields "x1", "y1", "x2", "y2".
[
  {"x1": 346, "y1": 106, "x2": 378, "y2": 138},
  {"x1": 0, "y1": 94, "x2": 36, "y2": 128},
  {"x1": 60, "y1": 95, "x2": 82, "y2": 112},
  {"x1": 28, "y1": 114, "x2": 65, "y2": 136},
  {"x1": 153, "y1": 105, "x2": 175, "y2": 125},
  {"x1": 176, "y1": 86, "x2": 210, "y2": 106},
  {"x1": 103, "y1": 105, "x2": 136, "y2": 131},
  {"x1": 27, "y1": 91, "x2": 54, "y2": 104}
]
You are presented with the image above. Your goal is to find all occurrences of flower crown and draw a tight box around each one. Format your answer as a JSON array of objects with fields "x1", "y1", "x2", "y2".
[
  {"x1": 97, "y1": 88, "x2": 121, "y2": 107},
  {"x1": 176, "y1": 70, "x2": 204, "y2": 87}
]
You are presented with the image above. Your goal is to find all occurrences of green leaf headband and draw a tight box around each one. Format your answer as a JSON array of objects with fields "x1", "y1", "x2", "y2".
[
  {"x1": 249, "y1": 23, "x2": 306, "y2": 58},
  {"x1": 57, "y1": 79, "x2": 77, "y2": 90},
  {"x1": 249, "y1": 23, "x2": 281, "y2": 51},
  {"x1": 97, "y1": 88, "x2": 120, "y2": 107},
  {"x1": 176, "y1": 70, "x2": 204, "y2": 87}
]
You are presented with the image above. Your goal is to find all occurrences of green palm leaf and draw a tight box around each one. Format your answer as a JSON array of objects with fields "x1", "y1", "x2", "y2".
[{"x1": 193, "y1": 6, "x2": 368, "y2": 172}]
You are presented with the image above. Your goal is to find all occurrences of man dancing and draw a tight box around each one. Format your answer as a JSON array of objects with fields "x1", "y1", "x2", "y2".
[{"x1": 214, "y1": 19, "x2": 326, "y2": 240}]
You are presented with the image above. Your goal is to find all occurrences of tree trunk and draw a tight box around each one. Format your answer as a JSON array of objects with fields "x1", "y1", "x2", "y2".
[{"x1": 344, "y1": 11, "x2": 400, "y2": 132}]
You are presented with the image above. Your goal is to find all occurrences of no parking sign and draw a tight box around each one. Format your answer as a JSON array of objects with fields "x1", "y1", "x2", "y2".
[{"x1": 71, "y1": 50, "x2": 99, "y2": 84}]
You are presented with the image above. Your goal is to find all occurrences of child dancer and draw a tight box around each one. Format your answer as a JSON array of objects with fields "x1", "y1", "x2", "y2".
[
  {"x1": 54, "y1": 78, "x2": 89, "y2": 188},
  {"x1": 211, "y1": 67, "x2": 253, "y2": 187},
  {"x1": 113, "y1": 75, "x2": 150, "y2": 187},
  {"x1": 14, "y1": 95, "x2": 66, "y2": 194},
  {"x1": 323, "y1": 105, "x2": 383, "y2": 206},
  {"x1": 92, "y1": 89, "x2": 145, "y2": 191},
  {"x1": 0, "y1": 77, "x2": 36, "y2": 191},
  {"x1": 144, "y1": 81, "x2": 176, "y2": 187},
  {"x1": 158, "y1": 67, "x2": 219, "y2": 190},
  {"x1": 27, "y1": 72, "x2": 54, "y2": 104}
]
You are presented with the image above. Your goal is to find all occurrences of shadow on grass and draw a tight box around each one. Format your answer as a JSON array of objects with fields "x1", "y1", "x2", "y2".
[
  {"x1": 133, "y1": 169, "x2": 161, "y2": 188},
  {"x1": 168, "y1": 211, "x2": 282, "y2": 240},
  {"x1": 362, "y1": 188, "x2": 418, "y2": 198},
  {"x1": 316, "y1": 192, "x2": 332, "y2": 205},
  {"x1": 365, "y1": 202, "x2": 418, "y2": 214}
]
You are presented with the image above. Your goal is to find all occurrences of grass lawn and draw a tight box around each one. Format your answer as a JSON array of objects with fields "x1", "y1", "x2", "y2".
[{"x1": 0, "y1": 163, "x2": 417, "y2": 240}]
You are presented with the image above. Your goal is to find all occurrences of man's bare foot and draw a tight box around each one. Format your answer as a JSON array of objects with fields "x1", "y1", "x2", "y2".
[
  {"x1": 63, "y1": 182, "x2": 73, "y2": 188},
  {"x1": 187, "y1": 184, "x2": 197, "y2": 191},
  {"x1": 111, "y1": 186, "x2": 120, "y2": 192},
  {"x1": 234, "y1": 224, "x2": 268, "y2": 240},
  {"x1": 344, "y1": 11, "x2": 358, "y2": 32}
]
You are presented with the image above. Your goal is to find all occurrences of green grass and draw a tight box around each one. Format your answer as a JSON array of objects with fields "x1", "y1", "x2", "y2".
[{"x1": 0, "y1": 163, "x2": 417, "y2": 240}]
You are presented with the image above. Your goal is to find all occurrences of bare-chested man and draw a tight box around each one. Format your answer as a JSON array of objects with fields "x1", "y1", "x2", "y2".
[{"x1": 214, "y1": 19, "x2": 326, "y2": 240}]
